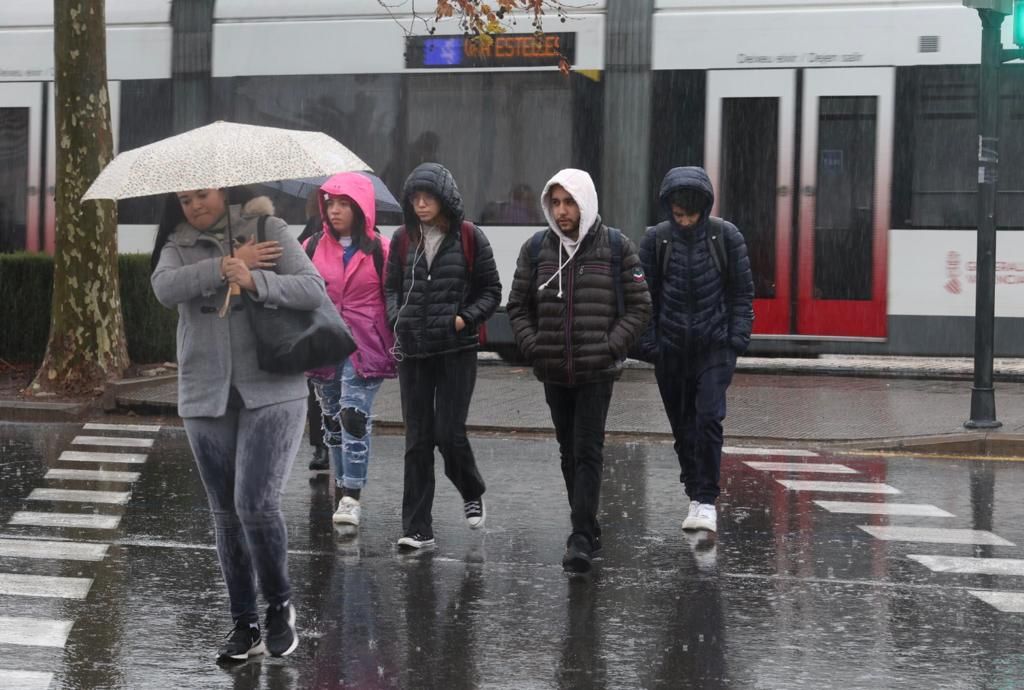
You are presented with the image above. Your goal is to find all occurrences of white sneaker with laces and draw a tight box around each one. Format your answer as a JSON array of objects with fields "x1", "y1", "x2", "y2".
[
  {"x1": 683, "y1": 503, "x2": 717, "y2": 533},
  {"x1": 680, "y1": 500, "x2": 701, "y2": 530},
  {"x1": 332, "y1": 496, "x2": 361, "y2": 526}
]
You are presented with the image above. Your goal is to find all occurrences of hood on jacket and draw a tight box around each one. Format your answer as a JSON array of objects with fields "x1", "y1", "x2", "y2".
[
  {"x1": 318, "y1": 172, "x2": 377, "y2": 239},
  {"x1": 659, "y1": 166, "x2": 715, "y2": 226},
  {"x1": 241, "y1": 195, "x2": 275, "y2": 218},
  {"x1": 401, "y1": 162, "x2": 465, "y2": 238},
  {"x1": 541, "y1": 168, "x2": 599, "y2": 250}
]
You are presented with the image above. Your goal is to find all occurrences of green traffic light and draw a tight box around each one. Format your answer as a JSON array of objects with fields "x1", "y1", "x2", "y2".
[{"x1": 1016, "y1": 0, "x2": 1024, "y2": 47}]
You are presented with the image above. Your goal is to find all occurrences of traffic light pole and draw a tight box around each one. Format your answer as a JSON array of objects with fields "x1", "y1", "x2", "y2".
[{"x1": 966, "y1": 8, "x2": 1005, "y2": 429}]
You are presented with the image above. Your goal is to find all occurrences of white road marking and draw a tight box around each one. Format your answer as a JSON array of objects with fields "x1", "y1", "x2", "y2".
[
  {"x1": 745, "y1": 461, "x2": 858, "y2": 474},
  {"x1": 59, "y1": 450, "x2": 147, "y2": 465},
  {"x1": 815, "y1": 501, "x2": 954, "y2": 517},
  {"x1": 909, "y1": 554, "x2": 1024, "y2": 576},
  {"x1": 45, "y1": 468, "x2": 140, "y2": 483},
  {"x1": 969, "y1": 590, "x2": 1024, "y2": 613},
  {"x1": 0, "y1": 573, "x2": 92, "y2": 599},
  {"x1": 859, "y1": 526, "x2": 1014, "y2": 546},
  {"x1": 72, "y1": 436, "x2": 153, "y2": 449},
  {"x1": 83, "y1": 422, "x2": 161, "y2": 433},
  {"x1": 777, "y1": 480, "x2": 901, "y2": 494},
  {"x1": 0, "y1": 617, "x2": 73, "y2": 647},
  {"x1": 0, "y1": 670, "x2": 54, "y2": 689},
  {"x1": 0, "y1": 538, "x2": 108, "y2": 562},
  {"x1": 9, "y1": 512, "x2": 121, "y2": 530},
  {"x1": 27, "y1": 488, "x2": 131, "y2": 505},
  {"x1": 724, "y1": 446, "x2": 818, "y2": 458}
]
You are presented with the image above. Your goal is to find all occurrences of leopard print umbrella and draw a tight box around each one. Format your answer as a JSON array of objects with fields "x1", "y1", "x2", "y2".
[{"x1": 82, "y1": 121, "x2": 370, "y2": 201}]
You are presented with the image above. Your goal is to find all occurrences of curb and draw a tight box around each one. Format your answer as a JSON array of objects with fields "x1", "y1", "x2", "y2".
[
  {"x1": 102, "y1": 373, "x2": 178, "y2": 412},
  {"x1": 0, "y1": 399, "x2": 94, "y2": 422}
]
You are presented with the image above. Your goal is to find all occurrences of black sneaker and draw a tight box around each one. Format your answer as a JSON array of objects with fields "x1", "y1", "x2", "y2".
[
  {"x1": 264, "y1": 602, "x2": 298, "y2": 657},
  {"x1": 217, "y1": 621, "x2": 265, "y2": 662},
  {"x1": 562, "y1": 534, "x2": 592, "y2": 574},
  {"x1": 397, "y1": 532, "x2": 436, "y2": 550},
  {"x1": 463, "y1": 497, "x2": 485, "y2": 529},
  {"x1": 308, "y1": 446, "x2": 329, "y2": 472}
]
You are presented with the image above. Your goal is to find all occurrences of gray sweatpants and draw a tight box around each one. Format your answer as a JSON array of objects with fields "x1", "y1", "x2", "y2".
[{"x1": 183, "y1": 398, "x2": 306, "y2": 624}]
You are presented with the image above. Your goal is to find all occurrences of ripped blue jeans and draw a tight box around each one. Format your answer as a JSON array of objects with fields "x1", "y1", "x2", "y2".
[{"x1": 311, "y1": 359, "x2": 383, "y2": 490}]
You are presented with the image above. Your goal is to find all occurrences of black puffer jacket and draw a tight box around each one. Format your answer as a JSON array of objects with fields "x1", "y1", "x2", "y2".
[
  {"x1": 384, "y1": 163, "x2": 501, "y2": 359},
  {"x1": 638, "y1": 167, "x2": 755, "y2": 360},
  {"x1": 507, "y1": 220, "x2": 652, "y2": 386}
]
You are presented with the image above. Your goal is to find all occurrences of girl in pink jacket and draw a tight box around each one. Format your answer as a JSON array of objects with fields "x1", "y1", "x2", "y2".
[{"x1": 305, "y1": 172, "x2": 396, "y2": 529}]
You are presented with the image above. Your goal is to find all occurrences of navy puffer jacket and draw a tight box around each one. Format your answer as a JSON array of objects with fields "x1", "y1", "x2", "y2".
[
  {"x1": 384, "y1": 163, "x2": 501, "y2": 358},
  {"x1": 638, "y1": 167, "x2": 755, "y2": 359}
]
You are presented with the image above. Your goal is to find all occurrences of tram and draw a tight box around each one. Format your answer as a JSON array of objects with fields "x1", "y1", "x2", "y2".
[{"x1": 1, "y1": 0, "x2": 1022, "y2": 356}]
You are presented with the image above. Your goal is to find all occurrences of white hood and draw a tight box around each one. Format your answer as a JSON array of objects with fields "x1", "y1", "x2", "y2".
[{"x1": 541, "y1": 168, "x2": 599, "y2": 255}]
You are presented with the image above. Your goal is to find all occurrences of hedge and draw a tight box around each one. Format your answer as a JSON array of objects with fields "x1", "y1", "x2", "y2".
[{"x1": 0, "y1": 253, "x2": 176, "y2": 364}]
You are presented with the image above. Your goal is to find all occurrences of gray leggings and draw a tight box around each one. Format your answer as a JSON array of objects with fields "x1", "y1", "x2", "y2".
[{"x1": 183, "y1": 398, "x2": 306, "y2": 624}]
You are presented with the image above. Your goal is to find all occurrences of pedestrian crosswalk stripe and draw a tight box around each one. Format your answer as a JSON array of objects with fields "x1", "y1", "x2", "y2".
[
  {"x1": 9, "y1": 512, "x2": 121, "y2": 530},
  {"x1": 27, "y1": 488, "x2": 131, "y2": 505},
  {"x1": 815, "y1": 501, "x2": 954, "y2": 517},
  {"x1": 859, "y1": 526, "x2": 1014, "y2": 546},
  {"x1": 0, "y1": 538, "x2": 108, "y2": 562},
  {"x1": 0, "y1": 617, "x2": 73, "y2": 647},
  {"x1": 968, "y1": 590, "x2": 1024, "y2": 613},
  {"x1": 0, "y1": 573, "x2": 93, "y2": 599},
  {"x1": 72, "y1": 435, "x2": 153, "y2": 448},
  {"x1": 724, "y1": 446, "x2": 818, "y2": 458},
  {"x1": 909, "y1": 554, "x2": 1024, "y2": 576},
  {"x1": 59, "y1": 450, "x2": 147, "y2": 464},
  {"x1": 83, "y1": 422, "x2": 161, "y2": 433},
  {"x1": 746, "y1": 462, "x2": 858, "y2": 474},
  {"x1": 0, "y1": 670, "x2": 53, "y2": 689},
  {"x1": 776, "y1": 480, "x2": 901, "y2": 494},
  {"x1": 46, "y1": 468, "x2": 140, "y2": 483}
]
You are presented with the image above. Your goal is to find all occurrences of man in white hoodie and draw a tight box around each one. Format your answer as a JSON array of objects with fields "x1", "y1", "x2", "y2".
[{"x1": 506, "y1": 169, "x2": 651, "y2": 575}]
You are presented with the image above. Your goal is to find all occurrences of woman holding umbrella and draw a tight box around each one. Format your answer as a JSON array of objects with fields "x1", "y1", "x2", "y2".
[
  {"x1": 304, "y1": 172, "x2": 396, "y2": 530},
  {"x1": 151, "y1": 187, "x2": 321, "y2": 662}
]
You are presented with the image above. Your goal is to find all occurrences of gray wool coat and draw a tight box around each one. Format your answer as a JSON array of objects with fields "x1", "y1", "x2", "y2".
[{"x1": 151, "y1": 203, "x2": 326, "y2": 418}]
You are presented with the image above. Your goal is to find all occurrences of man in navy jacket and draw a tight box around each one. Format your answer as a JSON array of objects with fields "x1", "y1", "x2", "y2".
[{"x1": 638, "y1": 167, "x2": 755, "y2": 536}]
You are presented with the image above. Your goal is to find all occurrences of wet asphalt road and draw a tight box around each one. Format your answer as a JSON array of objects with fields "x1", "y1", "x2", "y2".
[{"x1": 3, "y1": 421, "x2": 1024, "y2": 689}]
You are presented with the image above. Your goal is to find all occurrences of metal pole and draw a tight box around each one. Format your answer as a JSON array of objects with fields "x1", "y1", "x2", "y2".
[{"x1": 966, "y1": 8, "x2": 1004, "y2": 429}]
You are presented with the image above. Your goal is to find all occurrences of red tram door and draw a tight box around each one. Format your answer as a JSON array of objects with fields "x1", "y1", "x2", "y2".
[
  {"x1": 0, "y1": 83, "x2": 43, "y2": 253},
  {"x1": 705, "y1": 67, "x2": 892, "y2": 339}
]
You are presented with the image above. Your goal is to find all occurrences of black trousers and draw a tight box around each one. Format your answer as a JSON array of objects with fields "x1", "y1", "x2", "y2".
[
  {"x1": 655, "y1": 351, "x2": 736, "y2": 504},
  {"x1": 543, "y1": 380, "x2": 614, "y2": 548},
  {"x1": 398, "y1": 350, "x2": 486, "y2": 539}
]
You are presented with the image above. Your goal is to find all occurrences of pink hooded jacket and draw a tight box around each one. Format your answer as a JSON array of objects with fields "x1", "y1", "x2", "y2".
[{"x1": 305, "y1": 172, "x2": 396, "y2": 380}]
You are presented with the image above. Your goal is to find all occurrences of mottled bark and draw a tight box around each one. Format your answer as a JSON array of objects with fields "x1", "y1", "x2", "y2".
[{"x1": 31, "y1": 0, "x2": 128, "y2": 395}]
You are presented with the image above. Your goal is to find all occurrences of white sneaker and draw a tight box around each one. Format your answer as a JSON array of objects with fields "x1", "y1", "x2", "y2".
[
  {"x1": 682, "y1": 503, "x2": 717, "y2": 533},
  {"x1": 332, "y1": 496, "x2": 361, "y2": 526},
  {"x1": 680, "y1": 500, "x2": 700, "y2": 530}
]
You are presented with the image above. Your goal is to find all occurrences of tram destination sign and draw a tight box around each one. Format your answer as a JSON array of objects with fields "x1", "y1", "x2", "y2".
[{"x1": 406, "y1": 32, "x2": 575, "y2": 69}]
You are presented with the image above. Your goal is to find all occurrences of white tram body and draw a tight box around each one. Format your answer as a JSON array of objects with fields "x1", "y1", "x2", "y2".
[{"x1": 0, "y1": 1, "x2": 1021, "y2": 356}]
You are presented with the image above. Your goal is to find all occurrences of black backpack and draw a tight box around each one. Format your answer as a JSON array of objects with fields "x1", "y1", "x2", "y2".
[
  {"x1": 527, "y1": 226, "x2": 626, "y2": 317},
  {"x1": 304, "y1": 230, "x2": 385, "y2": 280},
  {"x1": 650, "y1": 217, "x2": 729, "y2": 298}
]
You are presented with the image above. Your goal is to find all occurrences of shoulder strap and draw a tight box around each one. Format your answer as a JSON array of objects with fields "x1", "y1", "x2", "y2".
[
  {"x1": 654, "y1": 222, "x2": 673, "y2": 293},
  {"x1": 706, "y1": 217, "x2": 729, "y2": 281},
  {"x1": 304, "y1": 230, "x2": 322, "y2": 260},
  {"x1": 396, "y1": 229, "x2": 410, "y2": 269},
  {"x1": 460, "y1": 221, "x2": 476, "y2": 279},
  {"x1": 608, "y1": 227, "x2": 625, "y2": 319},
  {"x1": 528, "y1": 229, "x2": 547, "y2": 268},
  {"x1": 371, "y1": 232, "x2": 385, "y2": 279},
  {"x1": 257, "y1": 215, "x2": 268, "y2": 243}
]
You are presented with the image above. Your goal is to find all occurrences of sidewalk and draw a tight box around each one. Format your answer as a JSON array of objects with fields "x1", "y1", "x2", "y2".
[{"x1": 105, "y1": 357, "x2": 1024, "y2": 446}]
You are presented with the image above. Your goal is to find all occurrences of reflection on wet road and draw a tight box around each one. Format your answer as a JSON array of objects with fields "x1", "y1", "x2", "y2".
[{"x1": 3, "y1": 421, "x2": 1024, "y2": 688}]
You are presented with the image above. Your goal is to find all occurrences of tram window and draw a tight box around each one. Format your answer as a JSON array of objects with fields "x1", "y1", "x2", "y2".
[
  {"x1": 0, "y1": 108, "x2": 29, "y2": 252},
  {"x1": 649, "y1": 70, "x2": 706, "y2": 226},
  {"x1": 893, "y1": 65, "x2": 1024, "y2": 230},
  {"x1": 212, "y1": 72, "x2": 599, "y2": 226},
  {"x1": 117, "y1": 80, "x2": 173, "y2": 224},
  {"x1": 403, "y1": 72, "x2": 600, "y2": 226}
]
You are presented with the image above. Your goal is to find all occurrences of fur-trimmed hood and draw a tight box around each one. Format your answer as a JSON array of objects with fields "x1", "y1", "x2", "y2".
[{"x1": 241, "y1": 195, "x2": 275, "y2": 218}]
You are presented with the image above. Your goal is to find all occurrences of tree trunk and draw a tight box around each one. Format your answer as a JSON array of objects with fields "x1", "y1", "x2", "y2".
[{"x1": 31, "y1": 0, "x2": 128, "y2": 395}]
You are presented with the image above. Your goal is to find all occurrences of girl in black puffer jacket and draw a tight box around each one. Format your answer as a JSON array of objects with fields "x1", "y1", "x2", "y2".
[{"x1": 383, "y1": 162, "x2": 501, "y2": 550}]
